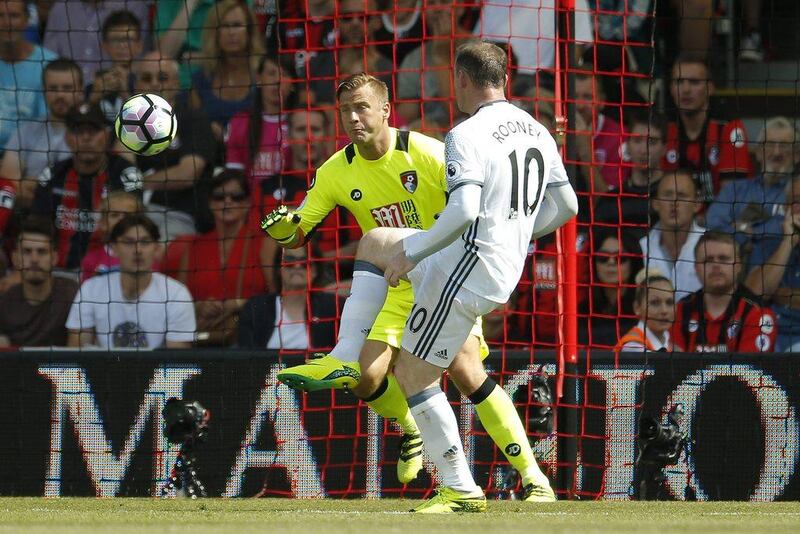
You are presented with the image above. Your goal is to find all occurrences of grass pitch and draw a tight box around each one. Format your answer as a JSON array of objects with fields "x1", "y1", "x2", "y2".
[{"x1": 1, "y1": 498, "x2": 799, "y2": 533}]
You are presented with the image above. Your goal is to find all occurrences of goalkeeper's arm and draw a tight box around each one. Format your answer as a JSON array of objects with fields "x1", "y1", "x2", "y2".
[
  {"x1": 531, "y1": 181, "x2": 578, "y2": 240},
  {"x1": 260, "y1": 206, "x2": 304, "y2": 248}
]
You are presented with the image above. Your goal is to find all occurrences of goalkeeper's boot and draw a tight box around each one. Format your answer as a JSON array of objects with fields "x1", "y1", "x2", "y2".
[
  {"x1": 521, "y1": 482, "x2": 556, "y2": 502},
  {"x1": 277, "y1": 353, "x2": 360, "y2": 392},
  {"x1": 397, "y1": 432, "x2": 423, "y2": 484},
  {"x1": 411, "y1": 487, "x2": 487, "y2": 514}
]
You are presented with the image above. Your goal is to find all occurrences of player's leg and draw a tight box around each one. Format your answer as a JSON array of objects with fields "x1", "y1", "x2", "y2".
[
  {"x1": 277, "y1": 227, "x2": 415, "y2": 391},
  {"x1": 447, "y1": 337, "x2": 556, "y2": 502},
  {"x1": 352, "y1": 339, "x2": 423, "y2": 484},
  {"x1": 327, "y1": 228, "x2": 412, "y2": 362},
  {"x1": 395, "y1": 260, "x2": 489, "y2": 513},
  {"x1": 393, "y1": 348, "x2": 485, "y2": 513}
]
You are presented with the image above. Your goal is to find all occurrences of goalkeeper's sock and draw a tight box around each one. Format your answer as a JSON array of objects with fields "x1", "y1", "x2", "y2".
[
  {"x1": 471, "y1": 377, "x2": 550, "y2": 488},
  {"x1": 408, "y1": 388, "x2": 480, "y2": 493},
  {"x1": 363, "y1": 375, "x2": 419, "y2": 434},
  {"x1": 330, "y1": 262, "x2": 388, "y2": 363}
]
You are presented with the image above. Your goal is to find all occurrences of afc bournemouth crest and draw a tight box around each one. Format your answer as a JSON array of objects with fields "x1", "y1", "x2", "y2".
[{"x1": 400, "y1": 170, "x2": 418, "y2": 194}]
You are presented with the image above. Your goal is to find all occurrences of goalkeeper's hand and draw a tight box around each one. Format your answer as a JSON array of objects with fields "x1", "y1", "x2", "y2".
[{"x1": 260, "y1": 206, "x2": 301, "y2": 245}]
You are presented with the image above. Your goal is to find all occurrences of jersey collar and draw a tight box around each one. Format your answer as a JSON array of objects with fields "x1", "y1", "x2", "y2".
[{"x1": 473, "y1": 99, "x2": 508, "y2": 116}]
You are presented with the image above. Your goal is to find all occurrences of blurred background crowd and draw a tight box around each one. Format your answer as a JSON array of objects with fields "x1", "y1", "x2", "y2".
[{"x1": 0, "y1": 0, "x2": 797, "y2": 354}]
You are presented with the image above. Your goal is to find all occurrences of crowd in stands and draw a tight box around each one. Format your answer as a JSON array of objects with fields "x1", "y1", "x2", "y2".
[{"x1": 0, "y1": 0, "x2": 793, "y2": 355}]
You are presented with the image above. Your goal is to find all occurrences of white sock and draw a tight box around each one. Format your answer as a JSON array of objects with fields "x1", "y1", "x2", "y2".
[
  {"x1": 408, "y1": 389, "x2": 481, "y2": 494},
  {"x1": 329, "y1": 266, "x2": 388, "y2": 363}
]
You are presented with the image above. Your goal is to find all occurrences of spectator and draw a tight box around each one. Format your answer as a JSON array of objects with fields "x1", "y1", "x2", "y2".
[
  {"x1": 239, "y1": 243, "x2": 337, "y2": 349},
  {"x1": 706, "y1": 117, "x2": 798, "y2": 261},
  {"x1": 373, "y1": 0, "x2": 423, "y2": 67},
  {"x1": 573, "y1": 70, "x2": 625, "y2": 193},
  {"x1": 251, "y1": 108, "x2": 327, "y2": 216},
  {"x1": 0, "y1": 217, "x2": 78, "y2": 347},
  {"x1": 32, "y1": 102, "x2": 143, "y2": 270},
  {"x1": 79, "y1": 190, "x2": 143, "y2": 282},
  {"x1": 739, "y1": 0, "x2": 764, "y2": 62},
  {"x1": 745, "y1": 175, "x2": 800, "y2": 351},
  {"x1": 582, "y1": 229, "x2": 644, "y2": 347},
  {"x1": 640, "y1": 169, "x2": 705, "y2": 301},
  {"x1": 188, "y1": 0, "x2": 263, "y2": 141},
  {"x1": 614, "y1": 269, "x2": 678, "y2": 353},
  {"x1": 308, "y1": 0, "x2": 393, "y2": 104},
  {"x1": 87, "y1": 10, "x2": 143, "y2": 122},
  {"x1": 0, "y1": 58, "x2": 82, "y2": 211},
  {"x1": 0, "y1": 0, "x2": 57, "y2": 154},
  {"x1": 594, "y1": 112, "x2": 667, "y2": 239},
  {"x1": 225, "y1": 55, "x2": 293, "y2": 190},
  {"x1": 473, "y1": 0, "x2": 593, "y2": 93},
  {"x1": 133, "y1": 52, "x2": 216, "y2": 241},
  {"x1": 162, "y1": 169, "x2": 277, "y2": 346},
  {"x1": 674, "y1": 231, "x2": 776, "y2": 353},
  {"x1": 396, "y1": 0, "x2": 468, "y2": 129},
  {"x1": 43, "y1": 0, "x2": 149, "y2": 85},
  {"x1": 663, "y1": 55, "x2": 753, "y2": 202},
  {"x1": 277, "y1": 0, "x2": 335, "y2": 78},
  {"x1": 66, "y1": 214, "x2": 195, "y2": 349}
]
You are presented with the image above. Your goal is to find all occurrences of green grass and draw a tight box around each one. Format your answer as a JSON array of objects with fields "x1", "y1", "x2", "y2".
[{"x1": 1, "y1": 498, "x2": 799, "y2": 533}]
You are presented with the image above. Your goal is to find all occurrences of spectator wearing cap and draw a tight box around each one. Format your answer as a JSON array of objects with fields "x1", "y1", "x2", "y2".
[
  {"x1": 0, "y1": 216, "x2": 78, "y2": 348},
  {"x1": 133, "y1": 51, "x2": 216, "y2": 240},
  {"x1": 43, "y1": 1, "x2": 150, "y2": 86},
  {"x1": 66, "y1": 213, "x2": 195, "y2": 349},
  {"x1": 32, "y1": 102, "x2": 143, "y2": 271},
  {"x1": 0, "y1": 0, "x2": 57, "y2": 155},
  {"x1": 0, "y1": 59, "x2": 83, "y2": 215}
]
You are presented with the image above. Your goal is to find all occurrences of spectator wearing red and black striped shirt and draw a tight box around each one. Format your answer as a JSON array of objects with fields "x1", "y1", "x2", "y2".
[
  {"x1": 672, "y1": 231, "x2": 776, "y2": 353},
  {"x1": 663, "y1": 55, "x2": 754, "y2": 202}
]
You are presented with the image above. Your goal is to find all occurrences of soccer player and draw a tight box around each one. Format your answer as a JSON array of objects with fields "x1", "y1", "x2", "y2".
[{"x1": 262, "y1": 72, "x2": 556, "y2": 503}]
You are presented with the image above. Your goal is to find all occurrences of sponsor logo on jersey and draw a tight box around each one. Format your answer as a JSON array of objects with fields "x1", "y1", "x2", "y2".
[
  {"x1": 730, "y1": 127, "x2": 746, "y2": 148},
  {"x1": 756, "y1": 334, "x2": 771, "y2": 352},
  {"x1": 727, "y1": 320, "x2": 741, "y2": 340},
  {"x1": 446, "y1": 160, "x2": 461, "y2": 180},
  {"x1": 370, "y1": 200, "x2": 422, "y2": 229},
  {"x1": 688, "y1": 319, "x2": 699, "y2": 333},
  {"x1": 400, "y1": 170, "x2": 418, "y2": 193},
  {"x1": 760, "y1": 314, "x2": 775, "y2": 334},
  {"x1": 433, "y1": 348, "x2": 448, "y2": 360},
  {"x1": 350, "y1": 188, "x2": 362, "y2": 201},
  {"x1": 55, "y1": 205, "x2": 99, "y2": 233},
  {"x1": 696, "y1": 343, "x2": 728, "y2": 353},
  {"x1": 666, "y1": 149, "x2": 678, "y2": 164},
  {"x1": 505, "y1": 443, "x2": 522, "y2": 457},
  {"x1": 708, "y1": 146, "x2": 719, "y2": 166}
]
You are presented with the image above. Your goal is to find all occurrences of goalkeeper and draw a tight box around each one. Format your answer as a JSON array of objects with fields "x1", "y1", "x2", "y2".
[{"x1": 262, "y1": 73, "x2": 554, "y2": 501}]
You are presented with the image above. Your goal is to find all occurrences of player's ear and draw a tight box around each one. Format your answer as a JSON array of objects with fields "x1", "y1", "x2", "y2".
[
  {"x1": 383, "y1": 100, "x2": 391, "y2": 121},
  {"x1": 51, "y1": 248, "x2": 59, "y2": 268}
]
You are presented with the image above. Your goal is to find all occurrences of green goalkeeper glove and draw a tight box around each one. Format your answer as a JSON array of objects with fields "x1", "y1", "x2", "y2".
[{"x1": 260, "y1": 206, "x2": 301, "y2": 245}]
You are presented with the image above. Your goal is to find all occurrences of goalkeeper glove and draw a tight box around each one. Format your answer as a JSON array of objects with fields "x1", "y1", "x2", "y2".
[{"x1": 261, "y1": 205, "x2": 302, "y2": 245}]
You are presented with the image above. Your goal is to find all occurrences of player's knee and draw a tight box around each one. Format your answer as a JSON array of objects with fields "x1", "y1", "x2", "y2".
[
  {"x1": 355, "y1": 229, "x2": 387, "y2": 264},
  {"x1": 449, "y1": 364, "x2": 488, "y2": 397},
  {"x1": 352, "y1": 369, "x2": 384, "y2": 398}
]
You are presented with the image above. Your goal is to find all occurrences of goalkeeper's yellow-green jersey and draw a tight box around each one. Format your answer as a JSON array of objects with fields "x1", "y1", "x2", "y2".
[{"x1": 297, "y1": 129, "x2": 447, "y2": 237}]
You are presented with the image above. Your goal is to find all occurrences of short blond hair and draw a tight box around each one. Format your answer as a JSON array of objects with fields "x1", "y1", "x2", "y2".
[{"x1": 336, "y1": 73, "x2": 389, "y2": 104}]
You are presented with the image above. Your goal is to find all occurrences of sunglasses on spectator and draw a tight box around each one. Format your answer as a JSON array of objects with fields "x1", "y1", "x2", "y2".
[
  {"x1": 211, "y1": 191, "x2": 248, "y2": 202},
  {"x1": 138, "y1": 72, "x2": 170, "y2": 83},
  {"x1": 595, "y1": 251, "x2": 631, "y2": 264}
]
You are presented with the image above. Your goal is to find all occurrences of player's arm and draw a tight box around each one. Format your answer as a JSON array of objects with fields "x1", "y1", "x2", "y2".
[
  {"x1": 403, "y1": 183, "x2": 481, "y2": 263},
  {"x1": 261, "y1": 167, "x2": 338, "y2": 248},
  {"x1": 532, "y1": 181, "x2": 579, "y2": 240},
  {"x1": 533, "y1": 134, "x2": 579, "y2": 239}
]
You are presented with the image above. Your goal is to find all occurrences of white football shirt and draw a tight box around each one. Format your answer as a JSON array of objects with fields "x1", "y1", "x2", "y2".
[
  {"x1": 66, "y1": 272, "x2": 196, "y2": 348},
  {"x1": 439, "y1": 100, "x2": 569, "y2": 303}
]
